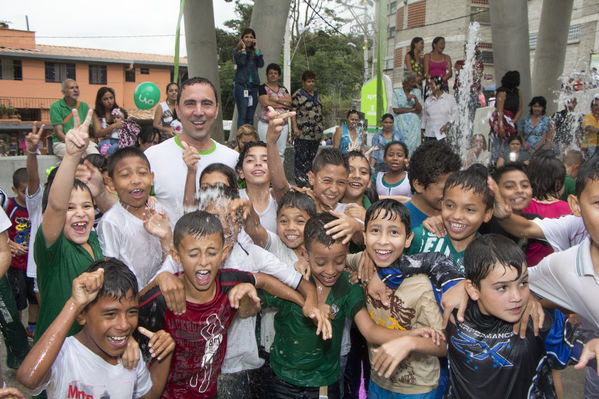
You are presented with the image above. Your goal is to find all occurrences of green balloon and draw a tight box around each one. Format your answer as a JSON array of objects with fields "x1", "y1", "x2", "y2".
[{"x1": 134, "y1": 82, "x2": 161, "y2": 110}]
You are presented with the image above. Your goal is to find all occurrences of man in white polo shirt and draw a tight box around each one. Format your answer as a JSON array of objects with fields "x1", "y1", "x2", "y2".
[{"x1": 145, "y1": 77, "x2": 239, "y2": 227}]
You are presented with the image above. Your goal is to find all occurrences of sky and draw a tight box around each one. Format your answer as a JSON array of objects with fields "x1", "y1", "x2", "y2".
[{"x1": 3, "y1": 0, "x2": 239, "y2": 57}]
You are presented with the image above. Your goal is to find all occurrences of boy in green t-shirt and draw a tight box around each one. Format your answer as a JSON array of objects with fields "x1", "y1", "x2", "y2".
[
  {"x1": 561, "y1": 149, "x2": 583, "y2": 200},
  {"x1": 407, "y1": 166, "x2": 493, "y2": 272},
  {"x1": 262, "y1": 212, "x2": 439, "y2": 398}
]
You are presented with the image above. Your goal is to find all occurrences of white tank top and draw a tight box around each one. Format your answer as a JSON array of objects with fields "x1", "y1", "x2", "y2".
[{"x1": 375, "y1": 171, "x2": 412, "y2": 197}]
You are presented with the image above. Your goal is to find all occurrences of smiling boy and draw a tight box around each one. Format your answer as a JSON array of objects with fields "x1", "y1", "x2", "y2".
[
  {"x1": 17, "y1": 259, "x2": 174, "y2": 398},
  {"x1": 445, "y1": 234, "x2": 599, "y2": 399},
  {"x1": 408, "y1": 166, "x2": 493, "y2": 272}
]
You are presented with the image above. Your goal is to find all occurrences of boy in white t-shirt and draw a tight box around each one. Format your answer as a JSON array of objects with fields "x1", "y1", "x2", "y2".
[
  {"x1": 98, "y1": 147, "x2": 173, "y2": 290},
  {"x1": 17, "y1": 259, "x2": 174, "y2": 398}
]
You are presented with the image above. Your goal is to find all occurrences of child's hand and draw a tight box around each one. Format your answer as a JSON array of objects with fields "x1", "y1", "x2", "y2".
[
  {"x1": 408, "y1": 327, "x2": 446, "y2": 347},
  {"x1": 344, "y1": 203, "x2": 366, "y2": 222},
  {"x1": 75, "y1": 160, "x2": 105, "y2": 198},
  {"x1": 65, "y1": 109, "x2": 92, "y2": 157},
  {"x1": 357, "y1": 251, "x2": 376, "y2": 283},
  {"x1": 25, "y1": 122, "x2": 45, "y2": 153},
  {"x1": 325, "y1": 211, "x2": 362, "y2": 244},
  {"x1": 371, "y1": 336, "x2": 413, "y2": 378},
  {"x1": 228, "y1": 198, "x2": 251, "y2": 225},
  {"x1": 303, "y1": 305, "x2": 333, "y2": 340},
  {"x1": 181, "y1": 141, "x2": 200, "y2": 172},
  {"x1": 441, "y1": 280, "x2": 468, "y2": 328},
  {"x1": 266, "y1": 107, "x2": 295, "y2": 144},
  {"x1": 488, "y1": 176, "x2": 512, "y2": 220},
  {"x1": 317, "y1": 303, "x2": 334, "y2": 320},
  {"x1": 294, "y1": 258, "x2": 311, "y2": 281},
  {"x1": 422, "y1": 215, "x2": 446, "y2": 238},
  {"x1": 121, "y1": 336, "x2": 140, "y2": 370},
  {"x1": 574, "y1": 338, "x2": 599, "y2": 372},
  {"x1": 228, "y1": 283, "x2": 260, "y2": 309},
  {"x1": 367, "y1": 274, "x2": 390, "y2": 308},
  {"x1": 512, "y1": 296, "x2": 545, "y2": 338},
  {"x1": 8, "y1": 240, "x2": 27, "y2": 257},
  {"x1": 138, "y1": 327, "x2": 175, "y2": 361},
  {"x1": 71, "y1": 268, "x2": 104, "y2": 309},
  {"x1": 142, "y1": 207, "x2": 172, "y2": 241},
  {"x1": 156, "y1": 272, "x2": 186, "y2": 315},
  {"x1": 0, "y1": 387, "x2": 25, "y2": 399}
]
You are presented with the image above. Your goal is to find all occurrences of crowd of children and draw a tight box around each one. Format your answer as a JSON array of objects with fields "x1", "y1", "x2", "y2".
[{"x1": 0, "y1": 77, "x2": 598, "y2": 399}]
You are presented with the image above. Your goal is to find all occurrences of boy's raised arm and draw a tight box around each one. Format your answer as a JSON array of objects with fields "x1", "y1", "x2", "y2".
[
  {"x1": 25, "y1": 122, "x2": 44, "y2": 195},
  {"x1": 139, "y1": 327, "x2": 175, "y2": 399},
  {"x1": 181, "y1": 141, "x2": 200, "y2": 211},
  {"x1": 265, "y1": 107, "x2": 295, "y2": 203},
  {"x1": 41, "y1": 109, "x2": 92, "y2": 247},
  {"x1": 17, "y1": 269, "x2": 104, "y2": 389}
]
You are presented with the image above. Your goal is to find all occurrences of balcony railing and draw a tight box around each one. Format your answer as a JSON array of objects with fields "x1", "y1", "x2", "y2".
[{"x1": 0, "y1": 97, "x2": 57, "y2": 109}]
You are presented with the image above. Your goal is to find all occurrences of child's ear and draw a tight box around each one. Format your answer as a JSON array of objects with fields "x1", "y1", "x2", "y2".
[
  {"x1": 483, "y1": 207, "x2": 493, "y2": 223},
  {"x1": 237, "y1": 168, "x2": 245, "y2": 180},
  {"x1": 170, "y1": 247, "x2": 181, "y2": 264},
  {"x1": 222, "y1": 243, "x2": 233, "y2": 260},
  {"x1": 567, "y1": 194, "x2": 581, "y2": 217},
  {"x1": 150, "y1": 171, "x2": 155, "y2": 187},
  {"x1": 464, "y1": 279, "x2": 480, "y2": 301},
  {"x1": 76, "y1": 309, "x2": 88, "y2": 326},
  {"x1": 106, "y1": 176, "x2": 116, "y2": 193},
  {"x1": 405, "y1": 231, "x2": 414, "y2": 249},
  {"x1": 308, "y1": 171, "x2": 315, "y2": 187},
  {"x1": 412, "y1": 179, "x2": 425, "y2": 194},
  {"x1": 11, "y1": 186, "x2": 17, "y2": 196}
]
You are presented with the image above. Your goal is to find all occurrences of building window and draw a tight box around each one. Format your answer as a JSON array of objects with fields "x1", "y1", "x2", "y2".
[
  {"x1": 470, "y1": 6, "x2": 490, "y2": 24},
  {"x1": 140, "y1": 67, "x2": 150, "y2": 74},
  {"x1": 125, "y1": 67, "x2": 136, "y2": 82},
  {"x1": 529, "y1": 25, "x2": 581, "y2": 49},
  {"x1": 0, "y1": 58, "x2": 22, "y2": 80},
  {"x1": 89, "y1": 65, "x2": 107, "y2": 85},
  {"x1": 388, "y1": 1, "x2": 397, "y2": 14},
  {"x1": 388, "y1": 26, "x2": 396, "y2": 39},
  {"x1": 45, "y1": 62, "x2": 76, "y2": 83},
  {"x1": 481, "y1": 50, "x2": 494, "y2": 65},
  {"x1": 384, "y1": 58, "x2": 394, "y2": 70}
]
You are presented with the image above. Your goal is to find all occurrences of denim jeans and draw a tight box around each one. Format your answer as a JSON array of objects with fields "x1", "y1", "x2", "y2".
[
  {"x1": 269, "y1": 372, "x2": 340, "y2": 399},
  {"x1": 234, "y1": 83, "x2": 258, "y2": 128}
]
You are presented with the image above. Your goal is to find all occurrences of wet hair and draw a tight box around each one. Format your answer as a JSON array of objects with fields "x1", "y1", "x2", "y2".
[
  {"x1": 199, "y1": 163, "x2": 237, "y2": 189},
  {"x1": 365, "y1": 199, "x2": 412, "y2": 236},
  {"x1": 575, "y1": 155, "x2": 599, "y2": 197},
  {"x1": 106, "y1": 147, "x2": 151, "y2": 178},
  {"x1": 312, "y1": 147, "x2": 349, "y2": 175},
  {"x1": 173, "y1": 210, "x2": 224, "y2": 248},
  {"x1": 492, "y1": 162, "x2": 528, "y2": 183},
  {"x1": 564, "y1": 149, "x2": 583, "y2": 167},
  {"x1": 384, "y1": 141, "x2": 409, "y2": 159},
  {"x1": 507, "y1": 135, "x2": 523, "y2": 145},
  {"x1": 277, "y1": 190, "x2": 317, "y2": 218},
  {"x1": 346, "y1": 109, "x2": 360, "y2": 119},
  {"x1": 94, "y1": 87, "x2": 118, "y2": 118},
  {"x1": 304, "y1": 212, "x2": 343, "y2": 252},
  {"x1": 500, "y1": 71, "x2": 520, "y2": 89},
  {"x1": 591, "y1": 96, "x2": 599, "y2": 109},
  {"x1": 432, "y1": 36, "x2": 445, "y2": 51},
  {"x1": 85, "y1": 258, "x2": 139, "y2": 305},
  {"x1": 84, "y1": 154, "x2": 108, "y2": 174},
  {"x1": 12, "y1": 168, "x2": 28, "y2": 188},
  {"x1": 381, "y1": 113, "x2": 394, "y2": 122},
  {"x1": 444, "y1": 165, "x2": 494, "y2": 210},
  {"x1": 527, "y1": 150, "x2": 565, "y2": 200},
  {"x1": 178, "y1": 77, "x2": 218, "y2": 105},
  {"x1": 136, "y1": 126, "x2": 160, "y2": 147},
  {"x1": 528, "y1": 96, "x2": 547, "y2": 115},
  {"x1": 408, "y1": 141, "x2": 461, "y2": 193},
  {"x1": 408, "y1": 37, "x2": 423, "y2": 58},
  {"x1": 266, "y1": 63, "x2": 282, "y2": 75},
  {"x1": 236, "y1": 141, "x2": 266, "y2": 174},
  {"x1": 302, "y1": 70, "x2": 316, "y2": 82},
  {"x1": 465, "y1": 234, "x2": 527, "y2": 288}
]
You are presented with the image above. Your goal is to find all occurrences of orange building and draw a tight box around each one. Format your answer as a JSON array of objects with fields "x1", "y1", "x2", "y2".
[{"x1": 0, "y1": 26, "x2": 187, "y2": 155}]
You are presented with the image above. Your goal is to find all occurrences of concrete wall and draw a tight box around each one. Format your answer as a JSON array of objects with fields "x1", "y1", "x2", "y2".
[{"x1": 0, "y1": 155, "x2": 59, "y2": 195}]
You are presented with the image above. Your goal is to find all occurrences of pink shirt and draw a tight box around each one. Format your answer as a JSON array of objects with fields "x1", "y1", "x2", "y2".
[
  {"x1": 428, "y1": 58, "x2": 447, "y2": 78},
  {"x1": 524, "y1": 199, "x2": 572, "y2": 266}
]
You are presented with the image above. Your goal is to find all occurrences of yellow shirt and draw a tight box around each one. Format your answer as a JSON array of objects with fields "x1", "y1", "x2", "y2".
[{"x1": 581, "y1": 113, "x2": 599, "y2": 148}]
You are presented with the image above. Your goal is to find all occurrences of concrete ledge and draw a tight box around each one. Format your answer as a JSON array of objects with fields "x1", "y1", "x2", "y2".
[{"x1": 0, "y1": 155, "x2": 59, "y2": 194}]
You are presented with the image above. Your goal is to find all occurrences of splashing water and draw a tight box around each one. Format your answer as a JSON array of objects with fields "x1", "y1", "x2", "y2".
[{"x1": 453, "y1": 22, "x2": 480, "y2": 162}]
